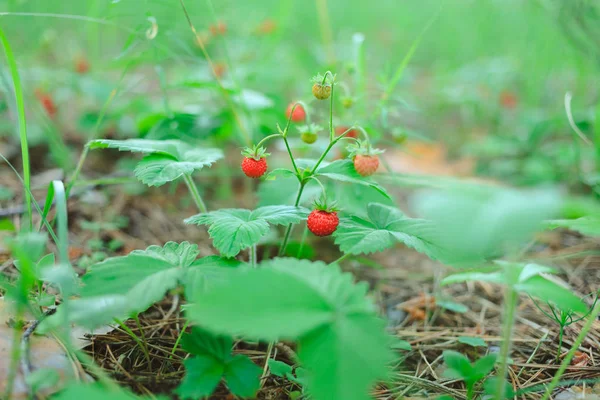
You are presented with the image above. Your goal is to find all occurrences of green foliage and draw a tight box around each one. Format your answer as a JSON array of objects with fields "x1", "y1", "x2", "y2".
[
  {"x1": 41, "y1": 243, "x2": 240, "y2": 329},
  {"x1": 52, "y1": 383, "x2": 162, "y2": 399},
  {"x1": 413, "y1": 187, "x2": 561, "y2": 263},
  {"x1": 334, "y1": 203, "x2": 449, "y2": 261},
  {"x1": 457, "y1": 336, "x2": 487, "y2": 348},
  {"x1": 545, "y1": 216, "x2": 600, "y2": 237},
  {"x1": 185, "y1": 206, "x2": 309, "y2": 257},
  {"x1": 186, "y1": 258, "x2": 393, "y2": 400},
  {"x1": 442, "y1": 261, "x2": 587, "y2": 313},
  {"x1": 443, "y1": 350, "x2": 497, "y2": 392},
  {"x1": 315, "y1": 160, "x2": 389, "y2": 197},
  {"x1": 88, "y1": 139, "x2": 223, "y2": 186},
  {"x1": 177, "y1": 328, "x2": 261, "y2": 399}
]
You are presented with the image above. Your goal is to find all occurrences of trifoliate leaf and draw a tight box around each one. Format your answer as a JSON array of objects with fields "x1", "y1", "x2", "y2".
[
  {"x1": 177, "y1": 356, "x2": 225, "y2": 399},
  {"x1": 185, "y1": 206, "x2": 309, "y2": 257},
  {"x1": 316, "y1": 160, "x2": 389, "y2": 198},
  {"x1": 334, "y1": 203, "x2": 448, "y2": 261},
  {"x1": 88, "y1": 139, "x2": 223, "y2": 186},
  {"x1": 186, "y1": 258, "x2": 393, "y2": 400},
  {"x1": 177, "y1": 328, "x2": 260, "y2": 399}
]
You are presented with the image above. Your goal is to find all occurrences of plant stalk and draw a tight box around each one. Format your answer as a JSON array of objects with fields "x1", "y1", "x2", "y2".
[
  {"x1": 494, "y1": 287, "x2": 518, "y2": 400},
  {"x1": 183, "y1": 174, "x2": 208, "y2": 213},
  {"x1": 279, "y1": 182, "x2": 305, "y2": 256}
]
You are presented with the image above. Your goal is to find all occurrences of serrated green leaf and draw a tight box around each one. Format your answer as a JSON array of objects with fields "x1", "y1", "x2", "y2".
[
  {"x1": 88, "y1": 139, "x2": 223, "y2": 186},
  {"x1": 546, "y1": 216, "x2": 600, "y2": 237},
  {"x1": 185, "y1": 207, "x2": 308, "y2": 257},
  {"x1": 457, "y1": 336, "x2": 487, "y2": 347},
  {"x1": 177, "y1": 356, "x2": 225, "y2": 399},
  {"x1": 186, "y1": 258, "x2": 392, "y2": 400},
  {"x1": 334, "y1": 203, "x2": 449, "y2": 261},
  {"x1": 268, "y1": 359, "x2": 293, "y2": 377},
  {"x1": 181, "y1": 327, "x2": 233, "y2": 361},
  {"x1": 81, "y1": 242, "x2": 199, "y2": 314},
  {"x1": 224, "y1": 355, "x2": 261, "y2": 397},
  {"x1": 515, "y1": 275, "x2": 587, "y2": 313},
  {"x1": 316, "y1": 160, "x2": 389, "y2": 198},
  {"x1": 38, "y1": 295, "x2": 129, "y2": 331}
]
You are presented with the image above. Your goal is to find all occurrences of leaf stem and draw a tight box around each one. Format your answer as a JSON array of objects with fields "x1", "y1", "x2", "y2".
[
  {"x1": 494, "y1": 287, "x2": 518, "y2": 400},
  {"x1": 183, "y1": 174, "x2": 208, "y2": 213},
  {"x1": 0, "y1": 26, "x2": 32, "y2": 229},
  {"x1": 330, "y1": 252, "x2": 351, "y2": 265},
  {"x1": 115, "y1": 317, "x2": 152, "y2": 368},
  {"x1": 170, "y1": 320, "x2": 190, "y2": 358},
  {"x1": 255, "y1": 133, "x2": 282, "y2": 149},
  {"x1": 250, "y1": 244, "x2": 257, "y2": 268},
  {"x1": 279, "y1": 182, "x2": 306, "y2": 256},
  {"x1": 540, "y1": 303, "x2": 600, "y2": 400}
]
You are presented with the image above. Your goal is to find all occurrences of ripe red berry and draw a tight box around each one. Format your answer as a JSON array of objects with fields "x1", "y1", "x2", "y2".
[
  {"x1": 286, "y1": 103, "x2": 306, "y2": 123},
  {"x1": 335, "y1": 126, "x2": 359, "y2": 138},
  {"x1": 75, "y1": 57, "x2": 90, "y2": 74},
  {"x1": 499, "y1": 90, "x2": 518, "y2": 110},
  {"x1": 353, "y1": 154, "x2": 379, "y2": 177},
  {"x1": 241, "y1": 157, "x2": 268, "y2": 178},
  {"x1": 35, "y1": 89, "x2": 57, "y2": 118},
  {"x1": 307, "y1": 210, "x2": 339, "y2": 237}
]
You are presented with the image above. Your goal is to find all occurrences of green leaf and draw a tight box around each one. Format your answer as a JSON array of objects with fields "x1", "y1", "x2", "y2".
[
  {"x1": 183, "y1": 256, "x2": 244, "y2": 299},
  {"x1": 39, "y1": 295, "x2": 129, "y2": 331},
  {"x1": 457, "y1": 336, "x2": 487, "y2": 347},
  {"x1": 442, "y1": 350, "x2": 473, "y2": 381},
  {"x1": 186, "y1": 258, "x2": 393, "y2": 400},
  {"x1": 413, "y1": 187, "x2": 561, "y2": 263},
  {"x1": 88, "y1": 139, "x2": 223, "y2": 186},
  {"x1": 224, "y1": 355, "x2": 261, "y2": 397},
  {"x1": 515, "y1": 275, "x2": 587, "y2": 313},
  {"x1": 181, "y1": 327, "x2": 232, "y2": 360},
  {"x1": 316, "y1": 160, "x2": 389, "y2": 198},
  {"x1": 334, "y1": 203, "x2": 449, "y2": 260},
  {"x1": 177, "y1": 356, "x2": 225, "y2": 399},
  {"x1": 185, "y1": 206, "x2": 308, "y2": 257},
  {"x1": 268, "y1": 359, "x2": 293, "y2": 377},
  {"x1": 52, "y1": 383, "x2": 159, "y2": 400},
  {"x1": 472, "y1": 354, "x2": 497, "y2": 376},
  {"x1": 390, "y1": 338, "x2": 412, "y2": 351},
  {"x1": 81, "y1": 242, "x2": 199, "y2": 314},
  {"x1": 177, "y1": 328, "x2": 260, "y2": 399},
  {"x1": 545, "y1": 217, "x2": 600, "y2": 237}
]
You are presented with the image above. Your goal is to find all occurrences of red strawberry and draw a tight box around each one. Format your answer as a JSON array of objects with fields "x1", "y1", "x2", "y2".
[
  {"x1": 499, "y1": 90, "x2": 518, "y2": 110},
  {"x1": 353, "y1": 154, "x2": 379, "y2": 177},
  {"x1": 35, "y1": 89, "x2": 57, "y2": 118},
  {"x1": 286, "y1": 103, "x2": 306, "y2": 123},
  {"x1": 335, "y1": 126, "x2": 359, "y2": 138},
  {"x1": 210, "y1": 21, "x2": 227, "y2": 36},
  {"x1": 241, "y1": 157, "x2": 267, "y2": 178},
  {"x1": 75, "y1": 57, "x2": 90, "y2": 74},
  {"x1": 307, "y1": 210, "x2": 339, "y2": 237}
]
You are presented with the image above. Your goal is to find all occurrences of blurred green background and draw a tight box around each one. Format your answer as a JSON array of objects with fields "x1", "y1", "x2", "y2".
[{"x1": 0, "y1": 0, "x2": 598, "y2": 189}]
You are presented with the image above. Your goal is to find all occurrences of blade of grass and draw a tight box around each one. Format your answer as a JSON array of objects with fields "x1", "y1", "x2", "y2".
[{"x1": 0, "y1": 26, "x2": 32, "y2": 230}]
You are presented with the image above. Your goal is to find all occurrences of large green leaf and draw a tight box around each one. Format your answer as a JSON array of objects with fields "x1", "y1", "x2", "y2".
[
  {"x1": 177, "y1": 357, "x2": 225, "y2": 399},
  {"x1": 413, "y1": 187, "x2": 561, "y2": 263},
  {"x1": 334, "y1": 203, "x2": 449, "y2": 261},
  {"x1": 186, "y1": 258, "x2": 393, "y2": 400},
  {"x1": 88, "y1": 139, "x2": 223, "y2": 186},
  {"x1": 316, "y1": 160, "x2": 389, "y2": 198},
  {"x1": 185, "y1": 206, "x2": 309, "y2": 257}
]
